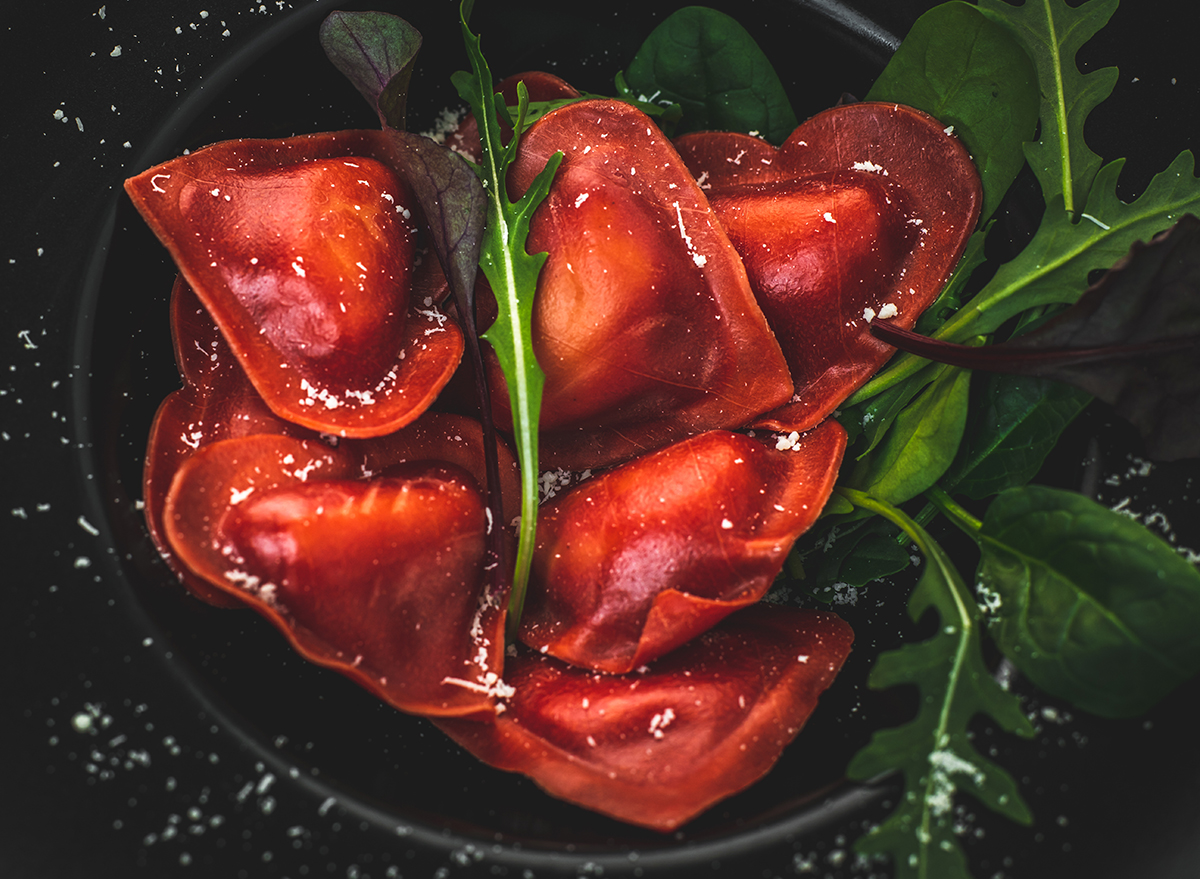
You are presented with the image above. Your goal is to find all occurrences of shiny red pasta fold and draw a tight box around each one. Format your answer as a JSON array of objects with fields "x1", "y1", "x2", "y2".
[
  {"x1": 438, "y1": 604, "x2": 854, "y2": 831},
  {"x1": 675, "y1": 102, "x2": 981, "y2": 432}
]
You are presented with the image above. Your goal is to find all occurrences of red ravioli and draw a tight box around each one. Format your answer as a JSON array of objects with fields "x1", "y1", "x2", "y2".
[
  {"x1": 498, "y1": 99, "x2": 793, "y2": 469},
  {"x1": 162, "y1": 434, "x2": 508, "y2": 718},
  {"x1": 144, "y1": 278, "x2": 520, "y2": 606},
  {"x1": 520, "y1": 423, "x2": 847, "y2": 673},
  {"x1": 674, "y1": 102, "x2": 982, "y2": 432},
  {"x1": 143, "y1": 278, "x2": 314, "y2": 607},
  {"x1": 447, "y1": 70, "x2": 581, "y2": 162},
  {"x1": 125, "y1": 131, "x2": 463, "y2": 438},
  {"x1": 437, "y1": 604, "x2": 853, "y2": 831}
]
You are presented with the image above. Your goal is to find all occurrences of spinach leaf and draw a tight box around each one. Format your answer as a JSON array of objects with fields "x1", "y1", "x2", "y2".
[
  {"x1": 846, "y1": 364, "x2": 972, "y2": 505},
  {"x1": 841, "y1": 489, "x2": 1034, "y2": 879},
  {"x1": 319, "y1": 10, "x2": 422, "y2": 130},
  {"x1": 978, "y1": 0, "x2": 1118, "y2": 217},
  {"x1": 940, "y1": 373, "x2": 1091, "y2": 499},
  {"x1": 867, "y1": 1, "x2": 1038, "y2": 221},
  {"x1": 454, "y1": 1, "x2": 563, "y2": 634},
  {"x1": 623, "y1": 6, "x2": 797, "y2": 143},
  {"x1": 977, "y1": 485, "x2": 1200, "y2": 717},
  {"x1": 789, "y1": 516, "x2": 911, "y2": 602},
  {"x1": 839, "y1": 360, "x2": 941, "y2": 453}
]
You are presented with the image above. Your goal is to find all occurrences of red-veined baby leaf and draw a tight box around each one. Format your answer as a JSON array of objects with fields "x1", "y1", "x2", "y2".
[{"x1": 319, "y1": 10, "x2": 422, "y2": 130}]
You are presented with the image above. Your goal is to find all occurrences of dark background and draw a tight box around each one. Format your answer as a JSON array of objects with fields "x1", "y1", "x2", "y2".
[{"x1": 4, "y1": 1, "x2": 1200, "y2": 877}]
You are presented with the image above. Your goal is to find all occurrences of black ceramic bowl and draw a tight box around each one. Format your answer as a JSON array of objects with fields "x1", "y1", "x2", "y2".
[{"x1": 5, "y1": 1, "x2": 1200, "y2": 877}]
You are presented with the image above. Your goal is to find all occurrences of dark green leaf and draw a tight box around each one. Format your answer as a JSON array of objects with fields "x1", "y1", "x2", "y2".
[
  {"x1": 838, "y1": 360, "x2": 941, "y2": 454},
  {"x1": 790, "y1": 517, "x2": 911, "y2": 602},
  {"x1": 942, "y1": 373, "x2": 1090, "y2": 499},
  {"x1": 978, "y1": 485, "x2": 1200, "y2": 717},
  {"x1": 978, "y1": 0, "x2": 1118, "y2": 216},
  {"x1": 623, "y1": 6, "x2": 797, "y2": 143},
  {"x1": 840, "y1": 491, "x2": 1033, "y2": 879},
  {"x1": 320, "y1": 11, "x2": 422, "y2": 130},
  {"x1": 915, "y1": 227, "x2": 992, "y2": 336},
  {"x1": 867, "y1": 1, "x2": 1038, "y2": 221},
  {"x1": 846, "y1": 365, "x2": 972, "y2": 505}
]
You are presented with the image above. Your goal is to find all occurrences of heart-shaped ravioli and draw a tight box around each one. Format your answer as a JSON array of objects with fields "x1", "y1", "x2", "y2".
[
  {"x1": 162, "y1": 434, "x2": 508, "y2": 718},
  {"x1": 437, "y1": 604, "x2": 853, "y2": 831},
  {"x1": 675, "y1": 102, "x2": 982, "y2": 432},
  {"x1": 495, "y1": 99, "x2": 794, "y2": 469},
  {"x1": 520, "y1": 423, "x2": 847, "y2": 673},
  {"x1": 126, "y1": 130, "x2": 463, "y2": 438}
]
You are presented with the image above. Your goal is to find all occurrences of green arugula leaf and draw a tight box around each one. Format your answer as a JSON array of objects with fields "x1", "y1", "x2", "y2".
[
  {"x1": 941, "y1": 373, "x2": 1091, "y2": 499},
  {"x1": 623, "y1": 6, "x2": 798, "y2": 143},
  {"x1": 864, "y1": 151, "x2": 1200, "y2": 398},
  {"x1": 453, "y1": 1, "x2": 563, "y2": 635},
  {"x1": 978, "y1": 0, "x2": 1118, "y2": 216},
  {"x1": 845, "y1": 364, "x2": 972, "y2": 506},
  {"x1": 319, "y1": 10, "x2": 422, "y2": 130},
  {"x1": 949, "y1": 152, "x2": 1200, "y2": 337},
  {"x1": 976, "y1": 485, "x2": 1200, "y2": 717},
  {"x1": 841, "y1": 489, "x2": 1034, "y2": 879},
  {"x1": 867, "y1": 1, "x2": 1039, "y2": 221}
]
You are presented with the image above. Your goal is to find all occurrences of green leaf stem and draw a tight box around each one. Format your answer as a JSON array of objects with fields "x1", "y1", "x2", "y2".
[
  {"x1": 453, "y1": 1, "x2": 563, "y2": 636},
  {"x1": 978, "y1": 0, "x2": 1118, "y2": 216},
  {"x1": 840, "y1": 488, "x2": 1034, "y2": 879}
]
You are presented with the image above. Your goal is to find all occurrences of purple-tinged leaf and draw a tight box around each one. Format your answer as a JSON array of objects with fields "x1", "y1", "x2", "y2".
[
  {"x1": 386, "y1": 130, "x2": 505, "y2": 588},
  {"x1": 871, "y1": 215, "x2": 1200, "y2": 461},
  {"x1": 320, "y1": 11, "x2": 422, "y2": 130}
]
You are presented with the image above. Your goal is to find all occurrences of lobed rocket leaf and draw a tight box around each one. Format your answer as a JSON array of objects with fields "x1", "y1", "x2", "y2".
[
  {"x1": 453, "y1": 0, "x2": 563, "y2": 636},
  {"x1": 978, "y1": 0, "x2": 1118, "y2": 216},
  {"x1": 841, "y1": 490, "x2": 1034, "y2": 879}
]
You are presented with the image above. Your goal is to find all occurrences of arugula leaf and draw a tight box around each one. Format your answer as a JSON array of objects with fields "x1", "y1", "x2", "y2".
[
  {"x1": 871, "y1": 215, "x2": 1200, "y2": 462},
  {"x1": 623, "y1": 6, "x2": 797, "y2": 143},
  {"x1": 845, "y1": 364, "x2": 972, "y2": 506},
  {"x1": 976, "y1": 485, "x2": 1200, "y2": 717},
  {"x1": 867, "y1": 1, "x2": 1038, "y2": 221},
  {"x1": 453, "y1": 1, "x2": 563, "y2": 636},
  {"x1": 866, "y1": 151, "x2": 1200, "y2": 402},
  {"x1": 941, "y1": 373, "x2": 1091, "y2": 499},
  {"x1": 841, "y1": 489, "x2": 1034, "y2": 879},
  {"x1": 978, "y1": 0, "x2": 1118, "y2": 217},
  {"x1": 319, "y1": 11, "x2": 422, "y2": 130}
]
